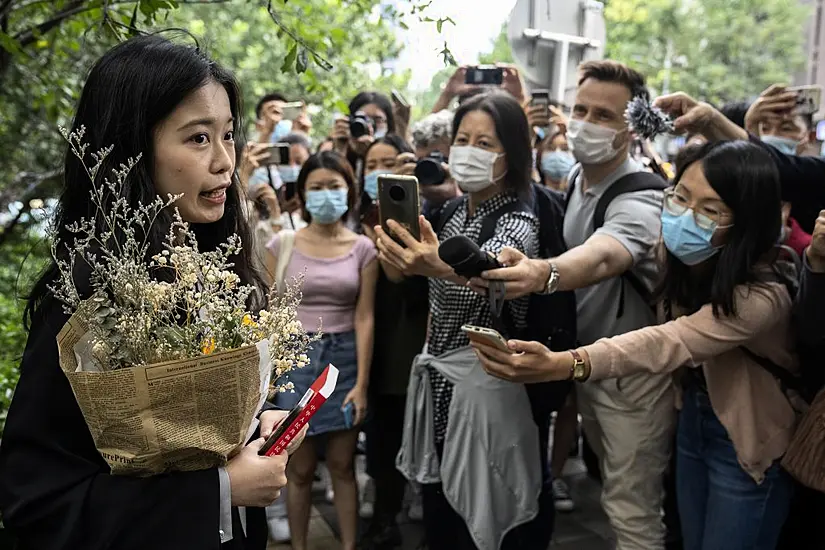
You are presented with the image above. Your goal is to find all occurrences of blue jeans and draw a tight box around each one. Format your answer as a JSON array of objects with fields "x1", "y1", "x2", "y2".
[{"x1": 676, "y1": 385, "x2": 793, "y2": 550}]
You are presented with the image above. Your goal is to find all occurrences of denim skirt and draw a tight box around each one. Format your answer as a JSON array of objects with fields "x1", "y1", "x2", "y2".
[{"x1": 274, "y1": 331, "x2": 358, "y2": 436}]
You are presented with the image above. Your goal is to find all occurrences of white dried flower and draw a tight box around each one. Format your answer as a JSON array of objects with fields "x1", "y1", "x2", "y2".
[{"x1": 48, "y1": 129, "x2": 318, "y2": 384}]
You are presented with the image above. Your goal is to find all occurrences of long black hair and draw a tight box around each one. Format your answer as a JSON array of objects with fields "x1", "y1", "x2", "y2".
[
  {"x1": 25, "y1": 34, "x2": 265, "y2": 328},
  {"x1": 657, "y1": 140, "x2": 784, "y2": 318},
  {"x1": 452, "y1": 90, "x2": 533, "y2": 198}
]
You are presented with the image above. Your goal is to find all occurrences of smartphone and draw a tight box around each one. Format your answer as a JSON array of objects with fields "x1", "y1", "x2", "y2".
[
  {"x1": 531, "y1": 90, "x2": 550, "y2": 108},
  {"x1": 342, "y1": 402, "x2": 355, "y2": 429},
  {"x1": 461, "y1": 325, "x2": 514, "y2": 354},
  {"x1": 259, "y1": 364, "x2": 339, "y2": 457},
  {"x1": 392, "y1": 89, "x2": 410, "y2": 109},
  {"x1": 260, "y1": 143, "x2": 290, "y2": 166},
  {"x1": 465, "y1": 65, "x2": 504, "y2": 86},
  {"x1": 281, "y1": 101, "x2": 304, "y2": 121},
  {"x1": 788, "y1": 85, "x2": 822, "y2": 115},
  {"x1": 378, "y1": 174, "x2": 420, "y2": 246}
]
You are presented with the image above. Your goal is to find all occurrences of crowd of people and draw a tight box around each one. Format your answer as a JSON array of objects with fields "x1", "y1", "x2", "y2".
[{"x1": 0, "y1": 31, "x2": 824, "y2": 550}]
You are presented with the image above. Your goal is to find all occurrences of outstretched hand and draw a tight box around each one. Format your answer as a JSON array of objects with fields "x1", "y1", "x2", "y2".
[{"x1": 469, "y1": 247, "x2": 549, "y2": 299}]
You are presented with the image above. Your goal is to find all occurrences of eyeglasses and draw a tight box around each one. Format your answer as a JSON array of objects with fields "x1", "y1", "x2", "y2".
[{"x1": 663, "y1": 189, "x2": 731, "y2": 231}]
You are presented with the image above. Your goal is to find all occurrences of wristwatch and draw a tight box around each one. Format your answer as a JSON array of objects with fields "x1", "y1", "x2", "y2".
[
  {"x1": 540, "y1": 261, "x2": 560, "y2": 295},
  {"x1": 568, "y1": 350, "x2": 590, "y2": 382}
]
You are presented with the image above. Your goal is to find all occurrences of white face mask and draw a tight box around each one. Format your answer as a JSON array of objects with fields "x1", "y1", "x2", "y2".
[
  {"x1": 449, "y1": 145, "x2": 505, "y2": 193},
  {"x1": 567, "y1": 119, "x2": 626, "y2": 165}
]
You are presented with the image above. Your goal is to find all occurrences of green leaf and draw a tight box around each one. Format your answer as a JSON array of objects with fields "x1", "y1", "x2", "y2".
[
  {"x1": 281, "y1": 42, "x2": 298, "y2": 73},
  {"x1": 0, "y1": 32, "x2": 24, "y2": 57}
]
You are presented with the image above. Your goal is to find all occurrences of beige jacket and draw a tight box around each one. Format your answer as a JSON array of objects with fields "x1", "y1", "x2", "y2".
[{"x1": 583, "y1": 281, "x2": 798, "y2": 483}]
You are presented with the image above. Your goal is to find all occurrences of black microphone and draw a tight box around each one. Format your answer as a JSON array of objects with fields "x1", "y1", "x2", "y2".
[{"x1": 438, "y1": 235, "x2": 501, "y2": 279}]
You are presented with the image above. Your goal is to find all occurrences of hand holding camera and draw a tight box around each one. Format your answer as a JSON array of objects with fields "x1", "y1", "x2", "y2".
[{"x1": 394, "y1": 152, "x2": 417, "y2": 177}]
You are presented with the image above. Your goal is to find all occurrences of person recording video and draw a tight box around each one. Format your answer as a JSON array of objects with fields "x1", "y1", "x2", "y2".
[{"x1": 374, "y1": 90, "x2": 557, "y2": 550}]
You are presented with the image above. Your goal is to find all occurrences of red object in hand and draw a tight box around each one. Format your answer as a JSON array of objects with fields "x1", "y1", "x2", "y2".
[{"x1": 259, "y1": 364, "x2": 339, "y2": 457}]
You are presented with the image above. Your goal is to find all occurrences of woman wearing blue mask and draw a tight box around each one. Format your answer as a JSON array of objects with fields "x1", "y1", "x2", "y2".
[
  {"x1": 266, "y1": 152, "x2": 378, "y2": 550},
  {"x1": 536, "y1": 130, "x2": 575, "y2": 191},
  {"x1": 474, "y1": 140, "x2": 799, "y2": 550}
]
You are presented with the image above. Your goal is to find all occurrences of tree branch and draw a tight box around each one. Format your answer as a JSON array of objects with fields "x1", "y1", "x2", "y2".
[{"x1": 266, "y1": 0, "x2": 333, "y2": 71}]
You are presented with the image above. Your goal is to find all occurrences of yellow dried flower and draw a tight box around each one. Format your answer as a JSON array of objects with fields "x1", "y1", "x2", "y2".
[{"x1": 202, "y1": 338, "x2": 216, "y2": 355}]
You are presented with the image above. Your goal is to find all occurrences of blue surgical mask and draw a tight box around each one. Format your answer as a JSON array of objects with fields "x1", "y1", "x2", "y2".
[
  {"x1": 761, "y1": 135, "x2": 800, "y2": 156},
  {"x1": 278, "y1": 165, "x2": 301, "y2": 184},
  {"x1": 364, "y1": 170, "x2": 392, "y2": 201},
  {"x1": 272, "y1": 120, "x2": 293, "y2": 142},
  {"x1": 541, "y1": 151, "x2": 575, "y2": 181},
  {"x1": 374, "y1": 126, "x2": 388, "y2": 139},
  {"x1": 661, "y1": 209, "x2": 723, "y2": 266},
  {"x1": 535, "y1": 127, "x2": 547, "y2": 141},
  {"x1": 305, "y1": 189, "x2": 349, "y2": 224}
]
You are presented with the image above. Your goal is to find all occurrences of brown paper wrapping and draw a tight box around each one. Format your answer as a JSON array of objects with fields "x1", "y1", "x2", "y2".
[{"x1": 57, "y1": 312, "x2": 271, "y2": 476}]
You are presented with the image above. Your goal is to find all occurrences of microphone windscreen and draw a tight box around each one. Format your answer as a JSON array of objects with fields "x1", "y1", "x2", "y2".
[
  {"x1": 439, "y1": 235, "x2": 481, "y2": 266},
  {"x1": 438, "y1": 235, "x2": 500, "y2": 278}
]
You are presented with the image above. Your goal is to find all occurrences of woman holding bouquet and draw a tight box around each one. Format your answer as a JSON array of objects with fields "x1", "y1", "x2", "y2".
[{"x1": 0, "y1": 35, "x2": 301, "y2": 549}]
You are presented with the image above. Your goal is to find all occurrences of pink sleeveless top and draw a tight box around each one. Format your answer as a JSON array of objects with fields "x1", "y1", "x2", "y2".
[{"x1": 267, "y1": 233, "x2": 376, "y2": 333}]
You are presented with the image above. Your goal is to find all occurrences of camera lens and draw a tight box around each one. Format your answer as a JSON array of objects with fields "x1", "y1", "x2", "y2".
[
  {"x1": 415, "y1": 158, "x2": 446, "y2": 186},
  {"x1": 388, "y1": 184, "x2": 406, "y2": 202},
  {"x1": 350, "y1": 119, "x2": 368, "y2": 138},
  {"x1": 349, "y1": 112, "x2": 374, "y2": 138}
]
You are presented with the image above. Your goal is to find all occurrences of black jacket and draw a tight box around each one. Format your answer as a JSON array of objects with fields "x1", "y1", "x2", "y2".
[
  {"x1": 0, "y1": 301, "x2": 267, "y2": 550},
  {"x1": 751, "y1": 135, "x2": 825, "y2": 234}
]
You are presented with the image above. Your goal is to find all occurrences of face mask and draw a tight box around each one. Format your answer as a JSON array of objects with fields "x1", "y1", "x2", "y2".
[
  {"x1": 541, "y1": 151, "x2": 575, "y2": 181},
  {"x1": 761, "y1": 135, "x2": 800, "y2": 156},
  {"x1": 661, "y1": 209, "x2": 724, "y2": 266},
  {"x1": 272, "y1": 120, "x2": 293, "y2": 142},
  {"x1": 305, "y1": 189, "x2": 349, "y2": 224},
  {"x1": 374, "y1": 126, "x2": 388, "y2": 139},
  {"x1": 534, "y1": 126, "x2": 547, "y2": 141},
  {"x1": 277, "y1": 165, "x2": 301, "y2": 184},
  {"x1": 449, "y1": 145, "x2": 504, "y2": 193},
  {"x1": 567, "y1": 119, "x2": 625, "y2": 165},
  {"x1": 364, "y1": 170, "x2": 391, "y2": 201}
]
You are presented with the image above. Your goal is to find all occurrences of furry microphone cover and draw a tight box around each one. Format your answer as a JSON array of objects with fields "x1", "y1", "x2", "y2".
[{"x1": 625, "y1": 96, "x2": 674, "y2": 140}]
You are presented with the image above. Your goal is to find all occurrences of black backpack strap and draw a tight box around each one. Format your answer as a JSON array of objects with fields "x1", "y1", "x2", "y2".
[
  {"x1": 477, "y1": 199, "x2": 533, "y2": 338},
  {"x1": 739, "y1": 346, "x2": 810, "y2": 403},
  {"x1": 433, "y1": 196, "x2": 465, "y2": 236},
  {"x1": 593, "y1": 171, "x2": 669, "y2": 318}
]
